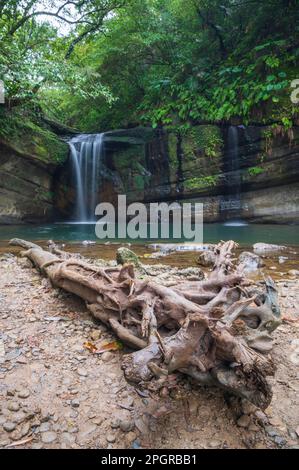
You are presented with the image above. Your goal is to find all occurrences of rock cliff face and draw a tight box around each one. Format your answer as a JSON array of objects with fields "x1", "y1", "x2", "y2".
[
  {"x1": 0, "y1": 126, "x2": 68, "y2": 224},
  {"x1": 1, "y1": 121, "x2": 297, "y2": 224},
  {"x1": 56, "y1": 125, "x2": 299, "y2": 224}
]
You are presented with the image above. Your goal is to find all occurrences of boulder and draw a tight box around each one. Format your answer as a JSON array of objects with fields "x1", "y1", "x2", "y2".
[
  {"x1": 197, "y1": 250, "x2": 216, "y2": 267},
  {"x1": 116, "y1": 247, "x2": 140, "y2": 267},
  {"x1": 253, "y1": 243, "x2": 287, "y2": 255},
  {"x1": 238, "y1": 251, "x2": 264, "y2": 273}
]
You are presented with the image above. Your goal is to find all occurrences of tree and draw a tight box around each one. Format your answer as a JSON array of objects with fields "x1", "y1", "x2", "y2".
[{"x1": 1, "y1": 0, "x2": 298, "y2": 132}]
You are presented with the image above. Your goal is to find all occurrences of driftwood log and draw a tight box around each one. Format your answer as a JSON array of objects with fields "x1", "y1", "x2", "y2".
[{"x1": 9, "y1": 238, "x2": 281, "y2": 410}]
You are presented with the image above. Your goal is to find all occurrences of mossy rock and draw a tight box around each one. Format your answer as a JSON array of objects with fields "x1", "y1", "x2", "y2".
[
  {"x1": 184, "y1": 175, "x2": 220, "y2": 191},
  {"x1": 182, "y1": 125, "x2": 223, "y2": 160},
  {"x1": 0, "y1": 109, "x2": 68, "y2": 165},
  {"x1": 116, "y1": 247, "x2": 140, "y2": 267}
]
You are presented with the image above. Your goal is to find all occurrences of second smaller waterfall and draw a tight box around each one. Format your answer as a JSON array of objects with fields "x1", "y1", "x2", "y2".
[{"x1": 69, "y1": 133, "x2": 105, "y2": 222}]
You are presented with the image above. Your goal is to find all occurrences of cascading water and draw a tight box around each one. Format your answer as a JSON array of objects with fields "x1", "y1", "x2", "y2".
[
  {"x1": 68, "y1": 133, "x2": 105, "y2": 222},
  {"x1": 220, "y1": 125, "x2": 242, "y2": 219},
  {"x1": 228, "y1": 125, "x2": 241, "y2": 202}
]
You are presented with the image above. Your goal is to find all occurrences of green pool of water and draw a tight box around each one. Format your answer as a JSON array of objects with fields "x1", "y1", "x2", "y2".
[{"x1": 0, "y1": 222, "x2": 298, "y2": 246}]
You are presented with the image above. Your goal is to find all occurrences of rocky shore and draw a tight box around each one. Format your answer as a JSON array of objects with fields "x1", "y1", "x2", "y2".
[{"x1": 0, "y1": 248, "x2": 298, "y2": 449}]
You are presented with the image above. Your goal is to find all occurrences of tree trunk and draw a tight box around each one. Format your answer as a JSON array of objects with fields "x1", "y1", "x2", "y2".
[{"x1": 9, "y1": 238, "x2": 281, "y2": 410}]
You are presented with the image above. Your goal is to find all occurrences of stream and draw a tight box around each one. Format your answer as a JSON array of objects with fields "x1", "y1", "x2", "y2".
[{"x1": 0, "y1": 222, "x2": 298, "y2": 276}]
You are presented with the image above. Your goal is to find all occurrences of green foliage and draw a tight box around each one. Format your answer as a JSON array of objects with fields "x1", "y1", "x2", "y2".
[
  {"x1": 0, "y1": 0, "x2": 298, "y2": 136},
  {"x1": 191, "y1": 126, "x2": 223, "y2": 158},
  {"x1": 0, "y1": 108, "x2": 68, "y2": 164},
  {"x1": 185, "y1": 175, "x2": 219, "y2": 190},
  {"x1": 247, "y1": 166, "x2": 264, "y2": 176}
]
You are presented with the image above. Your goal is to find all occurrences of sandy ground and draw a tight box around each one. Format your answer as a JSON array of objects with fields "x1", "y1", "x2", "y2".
[{"x1": 0, "y1": 252, "x2": 298, "y2": 449}]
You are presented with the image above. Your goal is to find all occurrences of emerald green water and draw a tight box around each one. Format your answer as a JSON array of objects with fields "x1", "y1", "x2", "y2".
[{"x1": 0, "y1": 222, "x2": 298, "y2": 246}]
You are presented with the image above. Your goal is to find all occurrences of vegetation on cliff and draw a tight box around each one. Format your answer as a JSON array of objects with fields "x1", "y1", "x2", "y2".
[
  {"x1": 0, "y1": 0, "x2": 298, "y2": 147},
  {"x1": 0, "y1": 108, "x2": 68, "y2": 164}
]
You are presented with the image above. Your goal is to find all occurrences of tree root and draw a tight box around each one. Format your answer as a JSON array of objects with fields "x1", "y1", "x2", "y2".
[{"x1": 9, "y1": 238, "x2": 282, "y2": 410}]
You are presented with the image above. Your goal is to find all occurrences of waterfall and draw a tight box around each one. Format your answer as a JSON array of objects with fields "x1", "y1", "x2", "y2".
[
  {"x1": 228, "y1": 125, "x2": 241, "y2": 201},
  {"x1": 68, "y1": 133, "x2": 105, "y2": 222},
  {"x1": 220, "y1": 125, "x2": 242, "y2": 217}
]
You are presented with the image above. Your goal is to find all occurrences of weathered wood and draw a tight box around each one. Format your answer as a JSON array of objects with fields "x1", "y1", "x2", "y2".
[{"x1": 9, "y1": 238, "x2": 281, "y2": 409}]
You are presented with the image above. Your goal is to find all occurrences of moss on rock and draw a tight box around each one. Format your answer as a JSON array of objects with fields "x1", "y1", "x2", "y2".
[
  {"x1": 182, "y1": 125, "x2": 223, "y2": 160},
  {"x1": 0, "y1": 109, "x2": 68, "y2": 165},
  {"x1": 116, "y1": 247, "x2": 140, "y2": 267},
  {"x1": 184, "y1": 175, "x2": 220, "y2": 191}
]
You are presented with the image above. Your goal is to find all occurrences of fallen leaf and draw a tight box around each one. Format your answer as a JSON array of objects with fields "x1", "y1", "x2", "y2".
[
  {"x1": 83, "y1": 341, "x2": 98, "y2": 353},
  {"x1": 83, "y1": 340, "x2": 123, "y2": 354},
  {"x1": 96, "y1": 340, "x2": 123, "y2": 353}
]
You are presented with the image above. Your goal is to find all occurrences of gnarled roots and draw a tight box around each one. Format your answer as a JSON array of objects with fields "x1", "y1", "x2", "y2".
[{"x1": 9, "y1": 238, "x2": 281, "y2": 410}]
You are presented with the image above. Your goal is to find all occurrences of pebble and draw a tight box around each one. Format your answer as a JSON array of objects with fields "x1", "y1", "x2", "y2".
[
  {"x1": 255, "y1": 410, "x2": 268, "y2": 425},
  {"x1": 237, "y1": 414, "x2": 251, "y2": 428},
  {"x1": 209, "y1": 440, "x2": 222, "y2": 448},
  {"x1": 77, "y1": 367, "x2": 88, "y2": 377},
  {"x1": 61, "y1": 432, "x2": 76, "y2": 445},
  {"x1": 8, "y1": 402, "x2": 20, "y2": 412},
  {"x1": 12, "y1": 411, "x2": 27, "y2": 424},
  {"x1": 106, "y1": 433, "x2": 116, "y2": 443},
  {"x1": 265, "y1": 425, "x2": 280, "y2": 437},
  {"x1": 71, "y1": 399, "x2": 80, "y2": 408},
  {"x1": 92, "y1": 417, "x2": 104, "y2": 426},
  {"x1": 68, "y1": 425, "x2": 79, "y2": 433},
  {"x1": 90, "y1": 330, "x2": 101, "y2": 341},
  {"x1": 125, "y1": 431, "x2": 137, "y2": 446},
  {"x1": 20, "y1": 422, "x2": 30, "y2": 437},
  {"x1": 18, "y1": 389, "x2": 30, "y2": 399},
  {"x1": 32, "y1": 443, "x2": 44, "y2": 449},
  {"x1": 40, "y1": 411, "x2": 51, "y2": 422},
  {"x1": 242, "y1": 400, "x2": 257, "y2": 415},
  {"x1": 0, "y1": 439, "x2": 10, "y2": 447},
  {"x1": 41, "y1": 431, "x2": 58, "y2": 443},
  {"x1": 248, "y1": 423, "x2": 259, "y2": 432},
  {"x1": 3, "y1": 421, "x2": 16, "y2": 432},
  {"x1": 77, "y1": 422, "x2": 97, "y2": 441},
  {"x1": 10, "y1": 430, "x2": 22, "y2": 441},
  {"x1": 102, "y1": 352, "x2": 113, "y2": 362},
  {"x1": 39, "y1": 422, "x2": 51, "y2": 432},
  {"x1": 0, "y1": 416, "x2": 6, "y2": 425},
  {"x1": 119, "y1": 419, "x2": 134, "y2": 433},
  {"x1": 274, "y1": 435, "x2": 286, "y2": 446},
  {"x1": 111, "y1": 418, "x2": 120, "y2": 429}
]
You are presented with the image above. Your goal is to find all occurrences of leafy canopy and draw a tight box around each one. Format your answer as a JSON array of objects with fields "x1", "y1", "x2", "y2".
[{"x1": 1, "y1": 0, "x2": 298, "y2": 132}]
